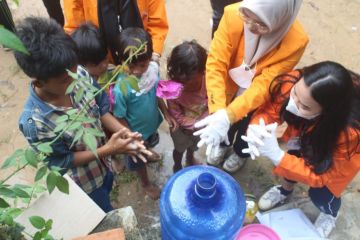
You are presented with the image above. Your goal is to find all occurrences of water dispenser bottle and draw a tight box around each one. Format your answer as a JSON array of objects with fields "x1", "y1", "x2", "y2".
[{"x1": 160, "y1": 166, "x2": 246, "y2": 240}]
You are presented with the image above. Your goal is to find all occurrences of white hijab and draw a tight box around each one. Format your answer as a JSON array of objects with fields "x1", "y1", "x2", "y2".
[{"x1": 240, "y1": 0, "x2": 302, "y2": 66}]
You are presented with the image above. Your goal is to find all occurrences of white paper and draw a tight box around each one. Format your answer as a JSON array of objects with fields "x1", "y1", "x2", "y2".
[
  {"x1": 256, "y1": 209, "x2": 327, "y2": 240},
  {"x1": 16, "y1": 175, "x2": 106, "y2": 240}
]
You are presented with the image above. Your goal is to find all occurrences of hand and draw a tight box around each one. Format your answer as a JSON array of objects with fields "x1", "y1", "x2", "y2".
[
  {"x1": 241, "y1": 118, "x2": 271, "y2": 160},
  {"x1": 120, "y1": 128, "x2": 143, "y2": 141},
  {"x1": 128, "y1": 141, "x2": 153, "y2": 164},
  {"x1": 193, "y1": 109, "x2": 230, "y2": 156},
  {"x1": 152, "y1": 52, "x2": 161, "y2": 66},
  {"x1": 106, "y1": 129, "x2": 150, "y2": 163},
  {"x1": 243, "y1": 121, "x2": 284, "y2": 165},
  {"x1": 164, "y1": 114, "x2": 178, "y2": 132}
]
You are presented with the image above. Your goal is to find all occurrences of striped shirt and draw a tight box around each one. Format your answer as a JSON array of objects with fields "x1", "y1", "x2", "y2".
[{"x1": 19, "y1": 66, "x2": 111, "y2": 194}]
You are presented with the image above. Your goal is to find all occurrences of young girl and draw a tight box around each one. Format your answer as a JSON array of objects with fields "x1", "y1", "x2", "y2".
[
  {"x1": 242, "y1": 61, "x2": 360, "y2": 238},
  {"x1": 110, "y1": 27, "x2": 172, "y2": 200},
  {"x1": 166, "y1": 40, "x2": 209, "y2": 173}
]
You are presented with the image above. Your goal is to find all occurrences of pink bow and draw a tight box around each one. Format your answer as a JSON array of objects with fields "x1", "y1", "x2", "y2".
[{"x1": 156, "y1": 80, "x2": 184, "y2": 99}]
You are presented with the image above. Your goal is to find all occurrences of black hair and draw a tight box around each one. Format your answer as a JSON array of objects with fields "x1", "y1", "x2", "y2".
[
  {"x1": 118, "y1": 27, "x2": 152, "y2": 64},
  {"x1": 270, "y1": 61, "x2": 360, "y2": 174},
  {"x1": 167, "y1": 40, "x2": 207, "y2": 82},
  {"x1": 14, "y1": 17, "x2": 78, "y2": 82},
  {"x1": 71, "y1": 23, "x2": 108, "y2": 65}
]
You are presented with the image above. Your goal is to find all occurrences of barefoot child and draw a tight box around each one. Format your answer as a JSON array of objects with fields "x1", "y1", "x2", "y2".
[
  {"x1": 166, "y1": 40, "x2": 209, "y2": 173},
  {"x1": 71, "y1": 23, "x2": 128, "y2": 173},
  {"x1": 111, "y1": 27, "x2": 173, "y2": 199},
  {"x1": 16, "y1": 17, "x2": 148, "y2": 212}
]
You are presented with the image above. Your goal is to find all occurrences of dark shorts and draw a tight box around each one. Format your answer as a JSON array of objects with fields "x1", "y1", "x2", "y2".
[
  {"x1": 170, "y1": 128, "x2": 200, "y2": 153},
  {"x1": 88, "y1": 171, "x2": 114, "y2": 213}
]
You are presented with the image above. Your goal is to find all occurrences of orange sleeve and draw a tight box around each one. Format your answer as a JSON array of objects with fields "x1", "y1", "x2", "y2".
[
  {"x1": 273, "y1": 129, "x2": 360, "y2": 197},
  {"x1": 274, "y1": 153, "x2": 330, "y2": 188},
  {"x1": 227, "y1": 45, "x2": 307, "y2": 123},
  {"x1": 249, "y1": 100, "x2": 282, "y2": 127},
  {"x1": 63, "y1": 0, "x2": 85, "y2": 33},
  {"x1": 146, "y1": 0, "x2": 169, "y2": 54},
  {"x1": 206, "y1": 10, "x2": 234, "y2": 114}
]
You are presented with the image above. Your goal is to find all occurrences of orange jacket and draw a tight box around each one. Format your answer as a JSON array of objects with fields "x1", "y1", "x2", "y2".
[
  {"x1": 250, "y1": 71, "x2": 360, "y2": 198},
  {"x1": 63, "y1": 0, "x2": 169, "y2": 54},
  {"x1": 206, "y1": 3, "x2": 309, "y2": 123}
]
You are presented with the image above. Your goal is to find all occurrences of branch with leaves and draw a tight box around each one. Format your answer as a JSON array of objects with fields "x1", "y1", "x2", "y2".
[{"x1": 0, "y1": 32, "x2": 146, "y2": 238}]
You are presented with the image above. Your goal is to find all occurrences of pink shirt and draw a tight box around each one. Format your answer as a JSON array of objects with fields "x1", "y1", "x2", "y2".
[{"x1": 167, "y1": 79, "x2": 208, "y2": 130}]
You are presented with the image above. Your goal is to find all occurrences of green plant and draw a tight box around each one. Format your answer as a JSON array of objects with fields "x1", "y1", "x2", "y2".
[
  {"x1": 0, "y1": 21, "x2": 146, "y2": 238},
  {"x1": 0, "y1": 0, "x2": 28, "y2": 54}
]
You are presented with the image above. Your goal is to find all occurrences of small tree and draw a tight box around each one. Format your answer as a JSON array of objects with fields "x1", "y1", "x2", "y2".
[{"x1": 1, "y1": 18, "x2": 145, "y2": 238}]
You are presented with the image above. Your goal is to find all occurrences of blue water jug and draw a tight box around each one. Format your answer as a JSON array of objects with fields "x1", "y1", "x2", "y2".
[{"x1": 160, "y1": 166, "x2": 246, "y2": 240}]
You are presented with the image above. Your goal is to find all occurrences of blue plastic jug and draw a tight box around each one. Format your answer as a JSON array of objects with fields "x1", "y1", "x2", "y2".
[{"x1": 160, "y1": 166, "x2": 246, "y2": 240}]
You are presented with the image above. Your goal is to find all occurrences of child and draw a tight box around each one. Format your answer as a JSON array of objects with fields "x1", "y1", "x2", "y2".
[
  {"x1": 71, "y1": 23, "x2": 109, "y2": 81},
  {"x1": 166, "y1": 40, "x2": 209, "y2": 173},
  {"x1": 15, "y1": 17, "x2": 148, "y2": 212},
  {"x1": 111, "y1": 27, "x2": 172, "y2": 200},
  {"x1": 71, "y1": 23, "x2": 127, "y2": 173}
]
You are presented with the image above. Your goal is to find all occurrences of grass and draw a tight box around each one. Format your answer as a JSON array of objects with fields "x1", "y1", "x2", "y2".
[{"x1": 110, "y1": 170, "x2": 138, "y2": 204}]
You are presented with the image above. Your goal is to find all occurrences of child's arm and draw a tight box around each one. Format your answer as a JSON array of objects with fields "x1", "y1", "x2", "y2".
[
  {"x1": 158, "y1": 97, "x2": 178, "y2": 131},
  {"x1": 167, "y1": 100, "x2": 201, "y2": 131},
  {"x1": 73, "y1": 129, "x2": 143, "y2": 166},
  {"x1": 101, "y1": 112, "x2": 142, "y2": 140},
  {"x1": 20, "y1": 121, "x2": 146, "y2": 174}
]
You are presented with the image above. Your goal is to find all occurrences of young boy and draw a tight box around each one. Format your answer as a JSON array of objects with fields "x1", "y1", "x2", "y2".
[
  {"x1": 111, "y1": 27, "x2": 173, "y2": 200},
  {"x1": 71, "y1": 23, "x2": 130, "y2": 174},
  {"x1": 70, "y1": 23, "x2": 109, "y2": 81},
  {"x1": 15, "y1": 17, "x2": 148, "y2": 212}
]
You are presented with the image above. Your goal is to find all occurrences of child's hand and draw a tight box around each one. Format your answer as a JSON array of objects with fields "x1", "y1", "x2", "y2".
[
  {"x1": 128, "y1": 142, "x2": 153, "y2": 164},
  {"x1": 126, "y1": 131, "x2": 143, "y2": 141},
  {"x1": 165, "y1": 114, "x2": 178, "y2": 132},
  {"x1": 106, "y1": 129, "x2": 145, "y2": 156}
]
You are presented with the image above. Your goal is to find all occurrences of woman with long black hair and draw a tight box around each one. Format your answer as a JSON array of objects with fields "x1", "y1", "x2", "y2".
[{"x1": 242, "y1": 61, "x2": 360, "y2": 238}]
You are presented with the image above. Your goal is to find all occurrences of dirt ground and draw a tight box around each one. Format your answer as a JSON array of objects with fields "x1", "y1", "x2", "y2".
[{"x1": 1, "y1": 0, "x2": 360, "y2": 239}]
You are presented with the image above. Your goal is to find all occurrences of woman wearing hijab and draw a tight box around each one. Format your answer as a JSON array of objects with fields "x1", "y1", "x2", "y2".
[
  {"x1": 194, "y1": 0, "x2": 309, "y2": 173},
  {"x1": 241, "y1": 62, "x2": 360, "y2": 237}
]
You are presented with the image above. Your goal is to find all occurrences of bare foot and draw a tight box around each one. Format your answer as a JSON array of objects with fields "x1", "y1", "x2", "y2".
[{"x1": 143, "y1": 184, "x2": 161, "y2": 200}]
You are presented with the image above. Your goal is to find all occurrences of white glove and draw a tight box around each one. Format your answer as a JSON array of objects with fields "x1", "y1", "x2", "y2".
[
  {"x1": 248, "y1": 122, "x2": 285, "y2": 165},
  {"x1": 241, "y1": 118, "x2": 270, "y2": 160},
  {"x1": 193, "y1": 109, "x2": 230, "y2": 156}
]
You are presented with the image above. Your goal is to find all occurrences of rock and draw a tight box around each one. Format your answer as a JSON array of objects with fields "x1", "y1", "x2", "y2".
[{"x1": 91, "y1": 207, "x2": 143, "y2": 240}]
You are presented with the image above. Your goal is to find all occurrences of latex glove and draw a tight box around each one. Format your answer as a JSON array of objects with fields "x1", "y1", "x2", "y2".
[
  {"x1": 255, "y1": 122, "x2": 285, "y2": 166},
  {"x1": 193, "y1": 109, "x2": 230, "y2": 156},
  {"x1": 241, "y1": 118, "x2": 270, "y2": 159}
]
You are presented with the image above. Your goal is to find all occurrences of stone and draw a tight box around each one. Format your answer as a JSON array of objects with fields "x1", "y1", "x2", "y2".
[{"x1": 91, "y1": 207, "x2": 143, "y2": 240}]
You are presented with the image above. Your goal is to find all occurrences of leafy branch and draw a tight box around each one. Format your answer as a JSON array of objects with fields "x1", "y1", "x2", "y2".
[{"x1": 0, "y1": 39, "x2": 146, "y2": 239}]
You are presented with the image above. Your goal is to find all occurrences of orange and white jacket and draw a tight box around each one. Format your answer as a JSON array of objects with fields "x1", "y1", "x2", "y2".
[
  {"x1": 206, "y1": 3, "x2": 309, "y2": 123},
  {"x1": 250, "y1": 71, "x2": 360, "y2": 198},
  {"x1": 63, "y1": 0, "x2": 168, "y2": 54}
]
